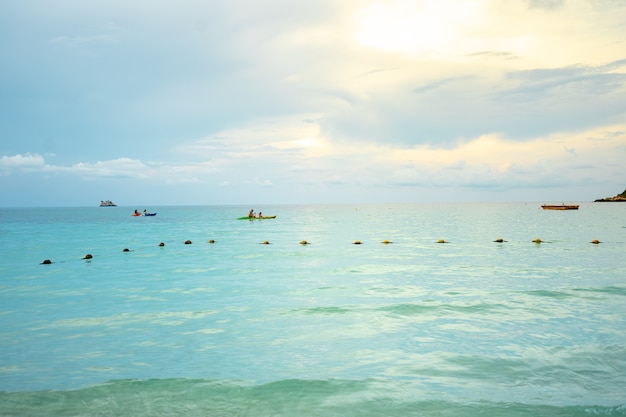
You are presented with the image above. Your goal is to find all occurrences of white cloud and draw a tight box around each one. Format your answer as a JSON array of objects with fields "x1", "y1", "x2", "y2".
[
  {"x1": 172, "y1": 116, "x2": 626, "y2": 193},
  {"x1": 0, "y1": 155, "x2": 151, "y2": 179},
  {"x1": 48, "y1": 158, "x2": 151, "y2": 178},
  {"x1": 0, "y1": 153, "x2": 45, "y2": 175},
  {"x1": 0, "y1": 153, "x2": 45, "y2": 168},
  {"x1": 49, "y1": 33, "x2": 120, "y2": 46}
]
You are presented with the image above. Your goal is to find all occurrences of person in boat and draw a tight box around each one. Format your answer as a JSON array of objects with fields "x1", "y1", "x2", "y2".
[
  {"x1": 258, "y1": 212, "x2": 263, "y2": 218},
  {"x1": 143, "y1": 209, "x2": 148, "y2": 215},
  {"x1": 248, "y1": 209, "x2": 255, "y2": 218},
  {"x1": 134, "y1": 209, "x2": 141, "y2": 216}
]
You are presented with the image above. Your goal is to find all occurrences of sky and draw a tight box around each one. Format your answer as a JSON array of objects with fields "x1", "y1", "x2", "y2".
[{"x1": 1, "y1": 0, "x2": 625, "y2": 207}]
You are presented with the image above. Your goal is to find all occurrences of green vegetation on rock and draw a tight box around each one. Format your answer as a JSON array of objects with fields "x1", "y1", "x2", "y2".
[{"x1": 595, "y1": 188, "x2": 626, "y2": 202}]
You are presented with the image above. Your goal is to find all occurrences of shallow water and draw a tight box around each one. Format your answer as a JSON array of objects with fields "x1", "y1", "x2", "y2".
[{"x1": 1, "y1": 203, "x2": 625, "y2": 416}]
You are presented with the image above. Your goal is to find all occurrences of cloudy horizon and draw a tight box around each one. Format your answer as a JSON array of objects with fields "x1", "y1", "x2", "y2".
[{"x1": 1, "y1": 0, "x2": 624, "y2": 207}]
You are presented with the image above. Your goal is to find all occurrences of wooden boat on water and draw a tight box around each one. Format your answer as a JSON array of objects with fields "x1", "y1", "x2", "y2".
[{"x1": 541, "y1": 204, "x2": 579, "y2": 210}]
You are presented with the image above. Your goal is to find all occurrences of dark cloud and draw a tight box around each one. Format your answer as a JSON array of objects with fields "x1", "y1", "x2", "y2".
[{"x1": 324, "y1": 58, "x2": 626, "y2": 147}]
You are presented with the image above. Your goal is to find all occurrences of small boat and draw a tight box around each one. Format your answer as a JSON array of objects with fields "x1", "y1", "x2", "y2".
[
  {"x1": 541, "y1": 204, "x2": 579, "y2": 210},
  {"x1": 100, "y1": 200, "x2": 117, "y2": 207},
  {"x1": 144, "y1": 213, "x2": 157, "y2": 216},
  {"x1": 237, "y1": 215, "x2": 277, "y2": 220}
]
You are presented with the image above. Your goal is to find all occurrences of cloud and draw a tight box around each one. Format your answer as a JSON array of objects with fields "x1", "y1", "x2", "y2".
[
  {"x1": 1, "y1": 119, "x2": 624, "y2": 204},
  {"x1": 0, "y1": 154, "x2": 152, "y2": 179},
  {"x1": 0, "y1": 153, "x2": 45, "y2": 175},
  {"x1": 467, "y1": 51, "x2": 520, "y2": 60},
  {"x1": 502, "y1": 60, "x2": 626, "y2": 98},
  {"x1": 47, "y1": 158, "x2": 152, "y2": 179},
  {"x1": 49, "y1": 30, "x2": 121, "y2": 46},
  {"x1": 1, "y1": 0, "x2": 626, "y2": 205},
  {"x1": 525, "y1": 0, "x2": 564, "y2": 10},
  {"x1": 171, "y1": 117, "x2": 626, "y2": 193}
]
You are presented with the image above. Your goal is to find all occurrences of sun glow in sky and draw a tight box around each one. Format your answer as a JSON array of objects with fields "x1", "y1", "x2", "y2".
[
  {"x1": 355, "y1": 0, "x2": 483, "y2": 55},
  {"x1": 0, "y1": 0, "x2": 625, "y2": 206}
]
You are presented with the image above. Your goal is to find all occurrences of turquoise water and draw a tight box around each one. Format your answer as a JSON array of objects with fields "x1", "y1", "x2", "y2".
[{"x1": 1, "y1": 203, "x2": 625, "y2": 416}]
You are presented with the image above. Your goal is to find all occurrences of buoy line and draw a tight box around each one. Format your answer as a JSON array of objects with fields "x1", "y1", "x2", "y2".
[{"x1": 38, "y1": 237, "x2": 610, "y2": 265}]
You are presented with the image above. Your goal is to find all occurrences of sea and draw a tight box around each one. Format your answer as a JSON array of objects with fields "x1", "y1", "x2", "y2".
[{"x1": 0, "y1": 202, "x2": 625, "y2": 416}]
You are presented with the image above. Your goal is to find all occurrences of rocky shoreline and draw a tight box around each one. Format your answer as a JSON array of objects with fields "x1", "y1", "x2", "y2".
[{"x1": 594, "y1": 189, "x2": 626, "y2": 202}]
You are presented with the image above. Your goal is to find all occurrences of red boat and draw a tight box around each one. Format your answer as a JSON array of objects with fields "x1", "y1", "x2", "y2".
[{"x1": 541, "y1": 204, "x2": 579, "y2": 210}]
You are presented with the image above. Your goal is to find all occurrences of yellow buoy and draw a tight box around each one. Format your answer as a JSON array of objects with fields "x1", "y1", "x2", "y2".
[
  {"x1": 494, "y1": 238, "x2": 504, "y2": 243},
  {"x1": 382, "y1": 240, "x2": 391, "y2": 244},
  {"x1": 300, "y1": 240, "x2": 309, "y2": 245},
  {"x1": 591, "y1": 239, "x2": 600, "y2": 244},
  {"x1": 533, "y1": 238, "x2": 542, "y2": 244},
  {"x1": 262, "y1": 241, "x2": 270, "y2": 245},
  {"x1": 437, "y1": 239, "x2": 446, "y2": 244},
  {"x1": 208, "y1": 239, "x2": 215, "y2": 243},
  {"x1": 353, "y1": 240, "x2": 362, "y2": 245}
]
